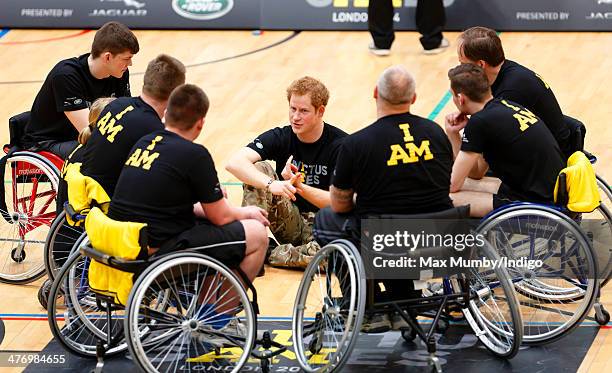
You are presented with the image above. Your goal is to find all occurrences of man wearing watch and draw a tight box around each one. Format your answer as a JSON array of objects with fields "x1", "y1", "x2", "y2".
[{"x1": 226, "y1": 76, "x2": 347, "y2": 269}]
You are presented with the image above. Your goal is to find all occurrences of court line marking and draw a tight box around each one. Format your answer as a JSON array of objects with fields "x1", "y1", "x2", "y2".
[
  {"x1": 427, "y1": 90, "x2": 452, "y2": 121},
  {"x1": 0, "y1": 29, "x2": 91, "y2": 46},
  {"x1": 0, "y1": 314, "x2": 608, "y2": 326},
  {"x1": 426, "y1": 31, "x2": 503, "y2": 122},
  {"x1": 0, "y1": 31, "x2": 300, "y2": 85}
]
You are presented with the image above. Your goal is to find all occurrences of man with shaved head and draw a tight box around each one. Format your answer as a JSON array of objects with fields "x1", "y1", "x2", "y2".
[{"x1": 313, "y1": 65, "x2": 454, "y2": 332}]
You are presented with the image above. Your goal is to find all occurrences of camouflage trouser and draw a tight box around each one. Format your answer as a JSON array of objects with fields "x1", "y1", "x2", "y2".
[{"x1": 242, "y1": 161, "x2": 320, "y2": 269}]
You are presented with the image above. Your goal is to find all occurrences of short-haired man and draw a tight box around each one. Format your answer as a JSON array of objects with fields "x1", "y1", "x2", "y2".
[
  {"x1": 108, "y1": 84, "x2": 269, "y2": 283},
  {"x1": 445, "y1": 64, "x2": 565, "y2": 217},
  {"x1": 80, "y1": 54, "x2": 186, "y2": 196},
  {"x1": 314, "y1": 65, "x2": 454, "y2": 332},
  {"x1": 22, "y1": 21, "x2": 139, "y2": 158},
  {"x1": 226, "y1": 77, "x2": 347, "y2": 269},
  {"x1": 457, "y1": 26, "x2": 576, "y2": 158}
]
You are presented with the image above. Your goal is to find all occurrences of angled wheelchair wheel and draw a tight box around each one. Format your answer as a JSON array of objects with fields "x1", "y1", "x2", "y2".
[
  {"x1": 478, "y1": 205, "x2": 598, "y2": 345},
  {"x1": 579, "y1": 204, "x2": 612, "y2": 289},
  {"x1": 593, "y1": 175, "x2": 612, "y2": 288},
  {"x1": 0, "y1": 152, "x2": 60, "y2": 284},
  {"x1": 125, "y1": 252, "x2": 256, "y2": 373},
  {"x1": 451, "y1": 239, "x2": 523, "y2": 359},
  {"x1": 292, "y1": 240, "x2": 366, "y2": 373},
  {"x1": 47, "y1": 244, "x2": 127, "y2": 358},
  {"x1": 43, "y1": 211, "x2": 84, "y2": 281},
  {"x1": 597, "y1": 174, "x2": 611, "y2": 212}
]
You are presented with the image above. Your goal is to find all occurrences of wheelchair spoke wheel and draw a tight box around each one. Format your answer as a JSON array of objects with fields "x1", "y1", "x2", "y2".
[
  {"x1": 455, "y1": 239, "x2": 523, "y2": 359},
  {"x1": 581, "y1": 195, "x2": 612, "y2": 289},
  {"x1": 292, "y1": 240, "x2": 365, "y2": 373},
  {"x1": 478, "y1": 205, "x2": 598, "y2": 345},
  {"x1": 43, "y1": 211, "x2": 84, "y2": 281},
  {"x1": 126, "y1": 252, "x2": 256, "y2": 373},
  {"x1": 47, "y1": 250, "x2": 127, "y2": 358},
  {"x1": 0, "y1": 153, "x2": 59, "y2": 284}
]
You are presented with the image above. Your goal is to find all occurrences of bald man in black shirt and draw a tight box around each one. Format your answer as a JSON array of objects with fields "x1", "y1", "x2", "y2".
[{"x1": 314, "y1": 65, "x2": 454, "y2": 332}]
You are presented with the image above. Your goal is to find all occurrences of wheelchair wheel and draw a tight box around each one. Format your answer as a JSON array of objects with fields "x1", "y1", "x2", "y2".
[
  {"x1": 451, "y1": 239, "x2": 523, "y2": 359},
  {"x1": 0, "y1": 152, "x2": 59, "y2": 284},
  {"x1": 125, "y1": 252, "x2": 256, "y2": 373},
  {"x1": 597, "y1": 174, "x2": 611, "y2": 212},
  {"x1": 579, "y1": 204, "x2": 612, "y2": 289},
  {"x1": 478, "y1": 205, "x2": 598, "y2": 345},
  {"x1": 292, "y1": 240, "x2": 366, "y2": 373},
  {"x1": 594, "y1": 175, "x2": 612, "y2": 288},
  {"x1": 43, "y1": 211, "x2": 84, "y2": 281},
  {"x1": 47, "y1": 248, "x2": 127, "y2": 358}
]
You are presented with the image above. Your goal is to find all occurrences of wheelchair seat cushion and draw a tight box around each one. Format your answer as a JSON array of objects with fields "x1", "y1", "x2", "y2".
[
  {"x1": 64, "y1": 162, "x2": 111, "y2": 225},
  {"x1": 554, "y1": 151, "x2": 600, "y2": 213},
  {"x1": 85, "y1": 206, "x2": 148, "y2": 305}
]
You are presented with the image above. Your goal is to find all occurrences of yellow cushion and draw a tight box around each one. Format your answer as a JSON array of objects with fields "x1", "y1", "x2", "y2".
[
  {"x1": 64, "y1": 163, "x2": 111, "y2": 226},
  {"x1": 554, "y1": 151, "x2": 600, "y2": 213},
  {"x1": 85, "y1": 207, "x2": 146, "y2": 305}
]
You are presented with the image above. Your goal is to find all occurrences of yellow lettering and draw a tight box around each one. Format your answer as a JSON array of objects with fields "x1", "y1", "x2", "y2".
[
  {"x1": 125, "y1": 149, "x2": 141, "y2": 166},
  {"x1": 500, "y1": 99, "x2": 521, "y2": 112},
  {"x1": 399, "y1": 123, "x2": 414, "y2": 143},
  {"x1": 115, "y1": 105, "x2": 134, "y2": 120},
  {"x1": 341, "y1": 0, "x2": 402, "y2": 7},
  {"x1": 387, "y1": 144, "x2": 411, "y2": 166},
  {"x1": 388, "y1": 140, "x2": 435, "y2": 166},
  {"x1": 186, "y1": 347, "x2": 244, "y2": 363},
  {"x1": 513, "y1": 110, "x2": 539, "y2": 131},
  {"x1": 146, "y1": 135, "x2": 163, "y2": 151},
  {"x1": 96, "y1": 111, "x2": 111, "y2": 128},
  {"x1": 406, "y1": 140, "x2": 434, "y2": 162},
  {"x1": 98, "y1": 118, "x2": 123, "y2": 143},
  {"x1": 96, "y1": 105, "x2": 133, "y2": 143},
  {"x1": 308, "y1": 348, "x2": 337, "y2": 364}
]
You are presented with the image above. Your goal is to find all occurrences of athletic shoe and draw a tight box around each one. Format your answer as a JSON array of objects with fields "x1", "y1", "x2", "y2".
[
  {"x1": 423, "y1": 38, "x2": 450, "y2": 55},
  {"x1": 368, "y1": 42, "x2": 391, "y2": 56},
  {"x1": 361, "y1": 312, "x2": 391, "y2": 333}
]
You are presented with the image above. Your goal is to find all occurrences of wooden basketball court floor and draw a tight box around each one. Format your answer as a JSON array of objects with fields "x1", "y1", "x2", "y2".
[{"x1": 0, "y1": 29, "x2": 610, "y2": 372}]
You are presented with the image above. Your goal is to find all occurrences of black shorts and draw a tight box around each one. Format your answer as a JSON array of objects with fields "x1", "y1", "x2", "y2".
[
  {"x1": 492, "y1": 183, "x2": 551, "y2": 210},
  {"x1": 492, "y1": 183, "x2": 527, "y2": 209},
  {"x1": 156, "y1": 219, "x2": 246, "y2": 268}
]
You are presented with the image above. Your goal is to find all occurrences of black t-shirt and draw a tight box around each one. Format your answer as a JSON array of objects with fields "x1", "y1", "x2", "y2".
[
  {"x1": 462, "y1": 98, "x2": 565, "y2": 203},
  {"x1": 491, "y1": 60, "x2": 571, "y2": 155},
  {"x1": 24, "y1": 53, "x2": 131, "y2": 145},
  {"x1": 108, "y1": 130, "x2": 224, "y2": 247},
  {"x1": 332, "y1": 113, "x2": 453, "y2": 217},
  {"x1": 246, "y1": 123, "x2": 347, "y2": 213},
  {"x1": 80, "y1": 96, "x2": 163, "y2": 196}
]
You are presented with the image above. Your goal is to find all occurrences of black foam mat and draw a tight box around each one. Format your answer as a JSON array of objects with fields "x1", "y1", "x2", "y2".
[{"x1": 24, "y1": 321, "x2": 598, "y2": 372}]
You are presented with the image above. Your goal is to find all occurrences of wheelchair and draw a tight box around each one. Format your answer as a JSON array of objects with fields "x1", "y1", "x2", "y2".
[
  {"x1": 292, "y1": 206, "x2": 524, "y2": 373},
  {"x1": 475, "y1": 154, "x2": 609, "y2": 346},
  {"x1": 47, "y1": 166, "x2": 286, "y2": 373},
  {"x1": 477, "y1": 203, "x2": 602, "y2": 344},
  {"x1": 0, "y1": 112, "x2": 64, "y2": 284},
  {"x1": 48, "y1": 219, "x2": 288, "y2": 372},
  {"x1": 38, "y1": 210, "x2": 85, "y2": 309}
]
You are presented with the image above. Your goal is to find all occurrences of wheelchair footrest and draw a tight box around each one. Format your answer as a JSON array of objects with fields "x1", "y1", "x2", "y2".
[{"x1": 250, "y1": 331, "x2": 287, "y2": 360}]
